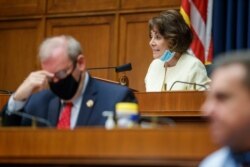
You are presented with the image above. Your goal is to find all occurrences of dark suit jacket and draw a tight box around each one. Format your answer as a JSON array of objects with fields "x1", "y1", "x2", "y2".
[{"x1": 2, "y1": 76, "x2": 137, "y2": 127}]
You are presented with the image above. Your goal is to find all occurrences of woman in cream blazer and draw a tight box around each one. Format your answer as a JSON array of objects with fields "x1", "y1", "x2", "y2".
[{"x1": 145, "y1": 10, "x2": 210, "y2": 92}]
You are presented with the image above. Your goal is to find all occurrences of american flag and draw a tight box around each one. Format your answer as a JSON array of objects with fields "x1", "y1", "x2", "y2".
[{"x1": 180, "y1": 0, "x2": 213, "y2": 64}]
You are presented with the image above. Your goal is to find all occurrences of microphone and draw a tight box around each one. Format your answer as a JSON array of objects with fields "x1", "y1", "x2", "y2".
[
  {"x1": 6, "y1": 109, "x2": 52, "y2": 127},
  {"x1": 87, "y1": 63, "x2": 132, "y2": 73},
  {"x1": 140, "y1": 116, "x2": 176, "y2": 127},
  {"x1": 169, "y1": 81, "x2": 208, "y2": 91},
  {"x1": 88, "y1": 63, "x2": 132, "y2": 86},
  {"x1": 1, "y1": 90, "x2": 51, "y2": 127},
  {"x1": 0, "y1": 89, "x2": 13, "y2": 94},
  {"x1": 115, "y1": 63, "x2": 132, "y2": 72}
]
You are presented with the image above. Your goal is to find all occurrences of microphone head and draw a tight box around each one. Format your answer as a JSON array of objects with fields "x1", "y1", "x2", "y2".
[
  {"x1": 115, "y1": 63, "x2": 132, "y2": 72},
  {"x1": 0, "y1": 89, "x2": 13, "y2": 94}
]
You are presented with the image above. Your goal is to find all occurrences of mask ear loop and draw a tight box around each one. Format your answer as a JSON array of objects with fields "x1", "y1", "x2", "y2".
[
  {"x1": 69, "y1": 53, "x2": 80, "y2": 73},
  {"x1": 71, "y1": 59, "x2": 77, "y2": 73},
  {"x1": 71, "y1": 59, "x2": 82, "y2": 82}
]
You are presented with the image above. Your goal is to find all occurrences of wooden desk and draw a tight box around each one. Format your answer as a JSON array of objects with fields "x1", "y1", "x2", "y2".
[
  {"x1": 1, "y1": 92, "x2": 207, "y2": 124},
  {"x1": 1, "y1": 91, "x2": 206, "y2": 117},
  {"x1": 135, "y1": 91, "x2": 206, "y2": 117},
  {"x1": 0, "y1": 125, "x2": 217, "y2": 167}
]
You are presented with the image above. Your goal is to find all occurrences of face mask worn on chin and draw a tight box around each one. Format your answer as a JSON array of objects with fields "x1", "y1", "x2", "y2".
[
  {"x1": 49, "y1": 73, "x2": 81, "y2": 100},
  {"x1": 159, "y1": 50, "x2": 175, "y2": 63}
]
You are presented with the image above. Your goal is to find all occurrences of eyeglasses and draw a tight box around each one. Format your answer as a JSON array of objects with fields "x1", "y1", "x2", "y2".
[{"x1": 48, "y1": 63, "x2": 76, "y2": 82}]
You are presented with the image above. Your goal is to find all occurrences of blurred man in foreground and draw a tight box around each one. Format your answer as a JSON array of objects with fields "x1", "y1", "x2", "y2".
[
  {"x1": 2, "y1": 35, "x2": 136, "y2": 129},
  {"x1": 200, "y1": 51, "x2": 250, "y2": 167}
]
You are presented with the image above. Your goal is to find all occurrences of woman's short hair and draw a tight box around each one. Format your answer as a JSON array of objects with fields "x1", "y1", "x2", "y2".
[{"x1": 149, "y1": 9, "x2": 193, "y2": 53}]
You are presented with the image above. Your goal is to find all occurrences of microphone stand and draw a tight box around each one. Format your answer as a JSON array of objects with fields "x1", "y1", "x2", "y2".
[
  {"x1": 6, "y1": 109, "x2": 52, "y2": 128},
  {"x1": 87, "y1": 63, "x2": 132, "y2": 86},
  {"x1": 169, "y1": 81, "x2": 208, "y2": 91}
]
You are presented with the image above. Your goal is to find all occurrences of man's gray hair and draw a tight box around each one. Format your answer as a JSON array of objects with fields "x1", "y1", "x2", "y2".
[
  {"x1": 214, "y1": 50, "x2": 250, "y2": 89},
  {"x1": 38, "y1": 35, "x2": 82, "y2": 62}
]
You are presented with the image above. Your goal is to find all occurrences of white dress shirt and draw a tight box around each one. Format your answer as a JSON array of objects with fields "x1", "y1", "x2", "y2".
[
  {"x1": 7, "y1": 72, "x2": 89, "y2": 129},
  {"x1": 200, "y1": 147, "x2": 238, "y2": 167}
]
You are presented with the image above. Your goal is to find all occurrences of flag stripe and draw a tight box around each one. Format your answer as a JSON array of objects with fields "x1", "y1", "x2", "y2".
[
  {"x1": 204, "y1": 0, "x2": 213, "y2": 64},
  {"x1": 190, "y1": 0, "x2": 206, "y2": 47},
  {"x1": 192, "y1": 0, "x2": 208, "y2": 22},
  {"x1": 181, "y1": 0, "x2": 190, "y2": 15},
  {"x1": 190, "y1": 27, "x2": 205, "y2": 63}
]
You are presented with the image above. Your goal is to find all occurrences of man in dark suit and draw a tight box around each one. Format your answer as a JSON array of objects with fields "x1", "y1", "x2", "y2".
[{"x1": 2, "y1": 35, "x2": 136, "y2": 128}]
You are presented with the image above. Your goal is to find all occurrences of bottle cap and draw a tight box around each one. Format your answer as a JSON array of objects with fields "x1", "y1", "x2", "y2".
[{"x1": 116, "y1": 102, "x2": 138, "y2": 114}]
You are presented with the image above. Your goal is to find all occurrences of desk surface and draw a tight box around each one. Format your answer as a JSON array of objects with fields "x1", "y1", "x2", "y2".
[{"x1": 0, "y1": 125, "x2": 217, "y2": 166}]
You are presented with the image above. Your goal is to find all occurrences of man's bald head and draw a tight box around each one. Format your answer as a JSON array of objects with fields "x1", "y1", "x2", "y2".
[{"x1": 39, "y1": 35, "x2": 83, "y2": 63}]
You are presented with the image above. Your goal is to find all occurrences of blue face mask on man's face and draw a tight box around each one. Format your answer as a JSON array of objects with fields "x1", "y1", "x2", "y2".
[{"x1": 159, "y1": 50, "x2": 175, "y2": 62}]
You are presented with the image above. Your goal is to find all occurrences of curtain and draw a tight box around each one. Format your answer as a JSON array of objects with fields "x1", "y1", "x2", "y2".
[{"x1": 213, "y1": 0, "x2": 250, "y2": 58}]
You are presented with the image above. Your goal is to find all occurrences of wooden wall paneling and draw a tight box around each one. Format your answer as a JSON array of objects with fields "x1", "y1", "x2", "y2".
[
  {"x1": 46, "y1": 15, "x2": 117, "y2": 80},
  {"x1": 0, "y1": 0, "x2": 184, "y2": 91},
  {"x1": 47, "y1": 0, "x2": 118, "y2": 14},
  {"x1": 119, "y1": 12, "x2": 160, "y2": 91},
  {"x1": 0, "y1": 19, "x2": 44, "y2": 91},
  {"x1": 0, "y1": 0, "x2": 46, "y2": 17},
  {"x1": 0, "y1": 94, "x2": 9, "y2": 109},
  {"x1": 120, "y1": 0, "x2": 181, "y2": 10}
]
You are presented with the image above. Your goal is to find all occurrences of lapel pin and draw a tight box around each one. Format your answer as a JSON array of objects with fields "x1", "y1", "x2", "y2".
[{"x1": 86, "y1": 99, "x2": 94, "y2": 108}]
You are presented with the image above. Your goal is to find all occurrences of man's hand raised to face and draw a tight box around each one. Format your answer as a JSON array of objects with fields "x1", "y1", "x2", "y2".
[{"x1": 13, "y1": 71, "x2": 54, "y2": 101}]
